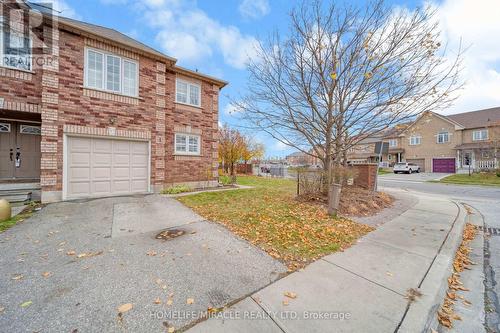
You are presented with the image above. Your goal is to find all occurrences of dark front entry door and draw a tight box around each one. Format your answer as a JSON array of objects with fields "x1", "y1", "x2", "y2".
[{"x1": 0, "y1": 122, "x2": 41, "y2": 180}]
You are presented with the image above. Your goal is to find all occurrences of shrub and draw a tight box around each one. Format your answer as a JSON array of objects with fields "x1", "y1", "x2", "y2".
[
  {"x1": 496, "y1": 169, "x2": 500, "y2": 177},
  {"x1": 219, "y1": 175, "x2": 232, "y2": 185},
  {"x1": 161, "y1": 185, "x2": 192, "y2": 195}
]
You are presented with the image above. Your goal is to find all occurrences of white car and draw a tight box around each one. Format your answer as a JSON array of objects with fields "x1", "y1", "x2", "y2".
[{"x1": 393, "y1": 162, "x2": 421, "y2": 174}]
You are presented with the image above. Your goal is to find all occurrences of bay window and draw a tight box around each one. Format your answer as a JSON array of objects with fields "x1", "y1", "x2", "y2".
[{"x1": 84, "y1": 48, "x2": 138, "y2": 97}]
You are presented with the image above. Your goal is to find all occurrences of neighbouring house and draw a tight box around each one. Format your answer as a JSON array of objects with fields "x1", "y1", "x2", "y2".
[
  {"x1": 286, "y1": 151, "x2": 312, "y2": 167},
  {"x1": 0, "y1": 1, "x2": 227, "y2": 202},
  {"x1": 347, "y1": 124, "x2": 410, "y2": 167},
  {"x1": 347, "y1": 108, "x2": 500, "y2": 173}
]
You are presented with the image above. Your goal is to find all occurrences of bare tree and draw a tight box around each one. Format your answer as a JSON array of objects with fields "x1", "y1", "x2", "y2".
[{"x1": 233, "y1": 0, "x2": 463, "y2": 189}]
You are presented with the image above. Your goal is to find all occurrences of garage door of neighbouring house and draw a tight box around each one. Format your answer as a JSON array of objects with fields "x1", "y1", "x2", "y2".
[
  {"x1": 432, "y1": 158, "x2": 456, "y2": 173},
  {"x1": 406, "y1": 159, "x2": 425, "y2": 172},
  {"x1": 66, "y1": 136, "x2": 149, "y2": 200}
]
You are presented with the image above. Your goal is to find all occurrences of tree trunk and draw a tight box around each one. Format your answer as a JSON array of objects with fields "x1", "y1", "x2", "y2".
[{"x1": 327, "y1": 183, "x2": 342, "y2": 216}]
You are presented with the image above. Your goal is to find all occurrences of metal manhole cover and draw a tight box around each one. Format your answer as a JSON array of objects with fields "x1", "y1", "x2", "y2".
[
  {"x1": 155, "y1": 229, "x2": 186, "y2": 240},
  {"x1": 478, "y1": 226, "x2": 500, "y2": 236}
]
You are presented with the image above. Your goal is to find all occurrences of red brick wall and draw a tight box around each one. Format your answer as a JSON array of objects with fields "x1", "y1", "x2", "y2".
[
  {"x1": 0, "y1": 18, "x2": 220, "y2": 198},
  {"x1": 352, "y1": 164, "x2": 378, "y2": 190}
]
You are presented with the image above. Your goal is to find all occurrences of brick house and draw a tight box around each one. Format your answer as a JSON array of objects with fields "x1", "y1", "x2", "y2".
[
  {"x1": 347, "y1": 108, "x2": 500, "y2": 173},
  {"x1": 0, "y1": 1, "x2": 227, "y2": 202}
]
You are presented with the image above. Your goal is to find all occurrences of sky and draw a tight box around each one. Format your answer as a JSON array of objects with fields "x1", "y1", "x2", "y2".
[{"x1": 37, "y1": 0, "x2": 500, "y2": 157}]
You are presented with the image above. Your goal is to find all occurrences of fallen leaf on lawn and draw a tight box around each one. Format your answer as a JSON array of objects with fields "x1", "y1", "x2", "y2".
[
  {"x1": 146, "y1": 250, "x2": 157, "y2": 256},
  {"x1": 0, "y1": 306, "x2": 5, "y2": 313},
  {"x1": 117, "y1": 303, "x2": 133, "y2": 313},
  {"x1": 282, "y1": 299, "x2": 289, "y2": 306},
  {"x1": 12, "y1": 274, "x2": 23, "y2": 280},
  {"x1": 386, "y1": 271, "x2": 393, "y2": 277},
  {"x1": 20, "y1": 301, "x2": 32, "y2": 308},
  {"x1": 154, "y1": 298, "x2": 161, "y2": 305},
  {"x1": 463, "y1": 300, "x2": 472, "y2": 306},
  {"x1": 284, "y1": 292, "x2": 297, "y2": 299},
  {"x1": 168, "y1": 327, "x2": 175, "y2": 333},
  {"x1": 155, "y1": 278, "x2": 163, "y2": 284},
  {"x1": 166, "y1": 298, "x2": 173, "y2": 306},
  {"x1": 57, "y1": 248, "x2": 64, "y2": 252},
  {"x1": 161, "y1": 285, "x2": 167, "y2": 290},
  {"x1": 186, "y1": 298, "x2": 194, "y2": 305},
  {"x1": 59, "y1": 241, "x2": 67, "y2": 246},
  {"x1": 82, "y1": 266, "x2": 90, "y2": 270},
  {"x1": 67, "y1": 250, "x2": 76, "y2": 256},
  {"x1": 41, "y1": 272, "x2": 51, "y2": 278}
]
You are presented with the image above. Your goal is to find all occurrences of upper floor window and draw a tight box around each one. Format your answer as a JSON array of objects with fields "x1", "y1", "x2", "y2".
[
  {"x1": 409, "y1": 136, "x2": 421, "y2": 145},
  {"x1": 473, "y1": 129, "x2": 488, "y2": 141},
  {"x1": 388, "y1": 139, "x2": 397, "y2": 147},
  {"x1": 176, "y1": 79, "x2": 201, "y2": 107},
  {"x1": 175, "y1": 133, "x2": 201, "y2": 155},
  {"x1": 84, "y1": 48, "x2": 138, "y2": 97},
  {"x1": 0, "y1": 18, "x2": 32, "y2": 71},
  {"x1": 437, "y1": 131, "x2": 449, "y2": 144}
]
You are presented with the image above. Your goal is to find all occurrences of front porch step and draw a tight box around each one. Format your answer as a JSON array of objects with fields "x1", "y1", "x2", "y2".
[{"x1": 0, "y1": 190, "x2": 33, "y2": 203}]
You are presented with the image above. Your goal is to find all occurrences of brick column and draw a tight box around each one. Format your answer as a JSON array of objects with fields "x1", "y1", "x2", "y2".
[
  {"x1": 211, "y1": 84, "x2": 220, "y2": 181},
  {"x1": 153, "y1": 61, "x2": 167, "y2": 191},
  {"x1": 40, "y1": 24, "x2": 60, "y2": 202}
]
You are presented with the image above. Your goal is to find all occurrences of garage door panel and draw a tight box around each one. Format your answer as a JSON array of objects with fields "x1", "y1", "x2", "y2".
[
  {"x1": 131, "y1": 180, "x2": 148, "y2": 192},
  {"x1": 69, "y1": 167, "x2": 90, "y2": 180},
  {"x1": 114, "y1": 153, "x2": 130, "y2": 165},
  {"x1": 70, "y1": 137, "x2": 91, "y2": 151},
  {"x1": 433, "y1": 158, "x2": 455, "y2": 173},
  {"x1": 92, "y1": 181, "x2": 112, "y2": 194},
  {"x1": 70, "y1": 152, "x2": 91, "y2": 166},
  {"x1": 93, "y1": 139, "x2": 112, "y2": 152},
  {"x1": 131, "y1": 142, "x2": 148, "y2": 153},
  {"x1": 113, "y1": 167, "x2": 130, "y2": 179},
  {"x1": 67, "y1": 137, "x2": 149, "y2": 199},
  {"x1": 68, "y1": 182, "x2": 90, "y2": 196}
]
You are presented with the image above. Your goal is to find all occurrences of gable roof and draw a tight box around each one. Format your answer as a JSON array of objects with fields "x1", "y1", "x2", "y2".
[
  {"x1": 57, "y1": 16, "x2": 176, "y2": 63},
  {"x1": 25, "y1": 1, "x2": 228, "y2": 87},
  {"x1": 447, "y1": 107, "x2": 500, "y2": 129}
]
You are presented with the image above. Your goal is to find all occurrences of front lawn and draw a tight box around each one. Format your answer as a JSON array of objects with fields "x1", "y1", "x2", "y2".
[
  {"x1": 438, "y1": 173, "x2": 500, "y2": 186},
  {"x1": 178, "y1": 176, "x2": 373, "y2": 270},
  {"x1": 378, "y1": 168, "x2": 392, "y2": 175}
]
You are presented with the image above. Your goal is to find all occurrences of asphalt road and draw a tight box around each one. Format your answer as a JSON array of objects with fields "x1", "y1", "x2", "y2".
[{"x1": 379, "y1": 176, "x2": 500, "y2": 331}]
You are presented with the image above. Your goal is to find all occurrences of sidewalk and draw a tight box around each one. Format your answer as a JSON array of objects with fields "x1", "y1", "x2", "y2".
[{"x1": 187, "y1": 191, "x2": 465, "y2": 332}]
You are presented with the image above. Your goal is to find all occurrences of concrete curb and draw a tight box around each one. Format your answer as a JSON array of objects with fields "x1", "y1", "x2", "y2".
[
  {"x1": 397, "y1": 201, "x2": 466, "y2": 332},
  {"x1": 163, "y1": 184, "x2": 253, "y2": 198}
]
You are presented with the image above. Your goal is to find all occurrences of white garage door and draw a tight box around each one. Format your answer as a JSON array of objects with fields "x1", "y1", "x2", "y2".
[{"x1": 66, "y1": 136, "x2": 149, "y2": 199}]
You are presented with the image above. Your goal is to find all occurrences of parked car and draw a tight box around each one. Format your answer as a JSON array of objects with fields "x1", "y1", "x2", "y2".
[{"x1": 393, "y1": 162, "x2": 421, "y2": 174}]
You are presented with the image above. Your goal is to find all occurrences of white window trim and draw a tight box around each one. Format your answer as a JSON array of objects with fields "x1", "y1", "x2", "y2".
[
  {"x1": 19, "y1": 124, "x2": 41, "y2": 135},
  {"x1": 388, "y1": 139, "x2": 397, "y2": 147},
  {"x1": 436, "y1": 131, "x2": 450, "y2": 144},
  {"x1": 174, "y1": 133, "x2": 201, "y2": 155},
  {"x1": 0, "y1": 122, "x2": 11, "y2": 132},
  {"x1": 409, "y1": 136, "x2": 421, "y2": 146},
  {"x1": 0, "y1": 16, "x2": 33, "y2": 72},
  {"x1": 472, "y1": 129, "x2": 488, "y2": 141},
  {"x1": 84, "y1": 47, "x2": 139, "y2": 98},
  {"x1": 175, "y1": 78, "x2": 201, "y2": 107}
]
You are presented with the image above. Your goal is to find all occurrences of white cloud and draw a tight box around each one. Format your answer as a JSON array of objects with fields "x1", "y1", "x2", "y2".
[
  {"x1": 141, "y1": 2, "x2": 258, "y2": 69},
  {"x1": 432, "y1": 0, "x2": 500, "y2": 114},
  {"x1": 239, "y1": 0, "x2": 270, "y2": 20},
  {"x1": 274, "y1": 141, "x2": 289, "y2": 151}
]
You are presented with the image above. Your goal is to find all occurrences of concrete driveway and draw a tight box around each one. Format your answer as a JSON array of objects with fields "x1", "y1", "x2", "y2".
[
  {"x1": 379, "y1": 172, "x2": 451, "y2": 182},
  {"x1": 0, "y1": 195, "x2": 286, "y2": 333}
]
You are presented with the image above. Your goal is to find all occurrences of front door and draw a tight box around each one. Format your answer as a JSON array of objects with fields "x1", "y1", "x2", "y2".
[
  {"x1": 0, "y1": 122, "x2": 41, "y2": 180},
  {"x1": 463, "y1": 151, "x2": 472, "y2": 167}
]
